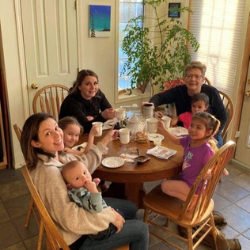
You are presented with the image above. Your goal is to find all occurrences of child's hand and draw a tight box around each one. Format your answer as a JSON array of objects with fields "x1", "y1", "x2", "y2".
[
  {"x1": 90, "y1": 124, "x2": 99, "y2": 137},
  {"x1": 85, "y1": 180, "x2": 99, "y2": 193},
  {"x1": 204, "y1": 169, "x2": 212, "y2": 180},
  {"x1": 157, "y1": 120, "x2": 165, "y2": 131},
  {"x1": 171, "y1": 117, "x2": 178, "y2": 127},
  {"x1": 93, "y1": 178, "x2": 101, "y2": 186},
  {"x1": 101, "y1": 130, "x2": 119, "y2": 147}
]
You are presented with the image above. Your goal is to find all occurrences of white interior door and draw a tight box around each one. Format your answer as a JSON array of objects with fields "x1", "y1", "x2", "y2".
[
  {"x1": 20, "y1": 0, "x2": 78, "y2": 113},
  {"x1": 234, "y1": 59, "x2": 250, "y2": 169}
]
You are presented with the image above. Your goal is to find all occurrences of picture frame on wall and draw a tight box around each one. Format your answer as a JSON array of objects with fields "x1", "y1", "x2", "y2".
[
  {"x1": 168, "y1": 3, "x2": 181, "y2": 18},
  {"x1": 89, "y1": 5, "x2": 111, "y2": 38}
]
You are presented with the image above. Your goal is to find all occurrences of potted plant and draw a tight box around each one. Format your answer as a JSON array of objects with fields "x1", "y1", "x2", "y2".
[{"x1": 120, "y1": 0, "x2": 199, "y2": 95}]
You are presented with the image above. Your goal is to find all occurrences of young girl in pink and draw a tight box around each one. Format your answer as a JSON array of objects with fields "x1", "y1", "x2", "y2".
[
  {"x1": 158, "y1": 111, "x2": 220, "y2": 203},
  {"x1": 58, "y1": 116, "x2": 98, "y2": 155}
]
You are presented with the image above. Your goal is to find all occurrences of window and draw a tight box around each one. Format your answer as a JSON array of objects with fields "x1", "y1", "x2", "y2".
[
  {"x1": 118, "y1": 0, "x2": 144, "y2": 93},
  {"x1": 188, "y1": 0, "x2": 246, "y2": 98}
]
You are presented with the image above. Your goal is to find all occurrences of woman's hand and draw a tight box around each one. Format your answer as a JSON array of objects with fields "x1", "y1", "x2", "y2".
[
  {"x1": 112, "y1": 209, "x2": 125, "y2": 233},
  {"x1": 101, "y1": 130, "x2": 119, "y2": 147},
  {"x1": 101, "y1": 108, "x2": 115, "y2": 120},
  {"x1": 86, "y1": 116, "x2": 94, "y2": 121}
]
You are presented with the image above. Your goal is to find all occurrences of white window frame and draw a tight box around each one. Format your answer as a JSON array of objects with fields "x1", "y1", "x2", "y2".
[{"x1": 115, "y1": 0, "x2": 151, "y2": 104}]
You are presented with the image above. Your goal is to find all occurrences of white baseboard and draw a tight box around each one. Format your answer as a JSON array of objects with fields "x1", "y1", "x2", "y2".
[{"x1": 231, "y1": 159, "x2": 250, "y2": 171}]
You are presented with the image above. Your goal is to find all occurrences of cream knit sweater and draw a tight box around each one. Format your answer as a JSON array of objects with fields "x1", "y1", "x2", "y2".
[{"x1": 30, "y1": 142, "x2": 116, "y2": 245}]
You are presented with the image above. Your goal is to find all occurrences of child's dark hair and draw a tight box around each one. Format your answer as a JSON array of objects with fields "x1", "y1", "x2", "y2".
[
  {"x1": 191, "y1": 93, "x2": 209, "y2": 107},
  {"x1": 58, "y1": 116, "x2": 83, "y2": 134},
  {"x1": 192, "y1": 112, "x2": 220, "y2": 138}
]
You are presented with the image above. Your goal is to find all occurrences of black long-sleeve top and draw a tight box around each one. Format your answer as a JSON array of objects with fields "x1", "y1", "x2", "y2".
[
  {"x1": 149, "y1": 84, "x2": 227, "y2": 133},
  {"x1": 59, "y1": 89, "x2": 112, "y2": 133}
]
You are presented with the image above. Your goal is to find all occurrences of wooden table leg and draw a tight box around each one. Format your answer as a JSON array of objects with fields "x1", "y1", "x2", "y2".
[{"x1": 125, "y1": 183, "x2": 146, "y2": 208}]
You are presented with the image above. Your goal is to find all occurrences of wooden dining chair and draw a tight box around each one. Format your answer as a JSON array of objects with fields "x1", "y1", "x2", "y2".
[
  {"x1": 203, "y1": 78, "x2": 234, "y2": 140},
  {"x1": 32, "y1": 84, "x2": 69, "y2": 119},
  {"x1": 22, "y1": 165, "x2": 129, "y2": 250},
  {"x1": 218, "y1": 90, "x2": 234, "y2": 139},
  {"x1": 13, "y1": 124, "x2": 45, "y2": 250},
  {"x1": 22, "y1": 165, "x2": 70, "y2": 250},
  {"x1": 143, "y1": 140, "x2": 236, "y2": 250}
]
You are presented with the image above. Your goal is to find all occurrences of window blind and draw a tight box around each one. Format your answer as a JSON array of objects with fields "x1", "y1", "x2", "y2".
[{"x1": 188, "y1": 0, "x2": 246, "y2": 98}]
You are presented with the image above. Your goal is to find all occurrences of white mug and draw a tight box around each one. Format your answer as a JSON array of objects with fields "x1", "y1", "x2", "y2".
[
  {"x1": 119, "y1": 128, "x2": 130, "y2": 144},
  {"x1": 115, "y1": 108, "x2": 126, "y2": 120},
  {"x1": 161, "y1": 116, "x2": 171, "y2": 129},
  {"x1": 143, "y1": 103, "x2": 154, "y2": 118},
  {"x1": 147, "y1": 117, "x2": 158, "y2": 133},
  {"x1": 92, "y1": 122, "x2": 103, "y2": 137}
]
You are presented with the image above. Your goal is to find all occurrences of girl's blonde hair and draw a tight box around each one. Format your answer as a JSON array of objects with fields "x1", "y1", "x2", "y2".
[{"x1": 58, "y1": 116, "x2": 83, "y2": 134}]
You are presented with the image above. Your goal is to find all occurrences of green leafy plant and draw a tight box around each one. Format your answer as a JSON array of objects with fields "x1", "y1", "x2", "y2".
[{"x1": 120, "y1": 0, "x2": 199, "y2": 95}]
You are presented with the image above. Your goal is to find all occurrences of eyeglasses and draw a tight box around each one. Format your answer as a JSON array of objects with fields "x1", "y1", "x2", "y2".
[{"x1": 186, "y1": 74, "x2": 203, "y2": 80}]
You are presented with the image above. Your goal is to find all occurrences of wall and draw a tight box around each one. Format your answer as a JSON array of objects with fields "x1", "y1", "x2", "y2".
[{"x1": 0, "y1": 0, "x2": 27, "y2": 168}]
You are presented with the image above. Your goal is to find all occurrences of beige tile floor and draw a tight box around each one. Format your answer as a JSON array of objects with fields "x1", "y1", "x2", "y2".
[{"x1": 0, "y1": 162, "x2": 249, "y2": 250}]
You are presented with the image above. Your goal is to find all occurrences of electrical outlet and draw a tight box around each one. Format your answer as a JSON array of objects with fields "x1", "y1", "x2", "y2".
[{"x1": 235, "y1": 131, "x2": 240, "y2": 138}]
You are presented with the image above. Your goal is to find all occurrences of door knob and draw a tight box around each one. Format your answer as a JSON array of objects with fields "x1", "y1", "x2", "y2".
[
  {"x1": 31, "y1": 83, "x2": 38, "y2": 89},
  {"x1": 245, "y1": 90, "x2": 250, "y2": 97}
]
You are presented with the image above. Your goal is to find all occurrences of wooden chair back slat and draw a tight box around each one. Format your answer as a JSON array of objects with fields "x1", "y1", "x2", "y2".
[
  {"x1": 33, "y1": 84, "x2": 69, "y2": 120},
  {"x1": 22, "y1": 165, "x2": 70, "y2": 250},
  {"x1": 218, "y1": 90, "x2": 234, "y2": 139}
]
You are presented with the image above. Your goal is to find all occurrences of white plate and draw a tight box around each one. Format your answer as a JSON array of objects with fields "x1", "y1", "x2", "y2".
[
  {"x1": 72, "y1": 142, "x2": 87, "y2": 151},
  {"x1": 102, "y1": 157, "x2": 124, "y2": 168},
  {"x1": 147, "y1": 146, "x2": 177, "y2": 159},
  {"x1": 103, "y1": 118, "x2": 118, "y2": 130},
  {"x1": 148, "y1": 133, "x2": 164, "y2": 141},
  {"x1": 168, "y1": 127, "x2": 189, "y2": 136},
  {"x1": 103, "y1": 123, "x2": 113, "y2": 130}
]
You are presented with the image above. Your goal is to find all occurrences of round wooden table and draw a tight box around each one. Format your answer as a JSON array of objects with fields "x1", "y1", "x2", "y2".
[{"x1": 79, "y1": 130, "x2": 183, "y2": 208}]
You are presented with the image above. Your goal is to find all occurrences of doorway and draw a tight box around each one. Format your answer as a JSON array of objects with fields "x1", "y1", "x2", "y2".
[{"x1": 20, "y1": 0, "x2": 78, "y2": 109}]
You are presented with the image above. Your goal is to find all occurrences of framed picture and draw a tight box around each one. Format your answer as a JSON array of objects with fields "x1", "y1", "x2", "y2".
[
  {"x1": 168, "y1": 3, "x2": 181, "y2": 18},
  {"x1": 89, "y1": 5, "x2": 111, "y2": 38}
]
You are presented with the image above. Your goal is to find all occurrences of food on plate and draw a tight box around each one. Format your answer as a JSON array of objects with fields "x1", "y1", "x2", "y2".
[{"x1": 135, "y1": 131, "x2": 148, "y2": 143}]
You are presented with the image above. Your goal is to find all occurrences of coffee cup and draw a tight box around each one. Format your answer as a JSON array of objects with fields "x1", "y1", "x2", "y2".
[
  {"x1": 147, "y1": 117, "x2": 158, "y2": 133},
  {"x1": 119, "y1": 128, "x2": 130, "y2": 144},
  {"x1": 161, "y1": 116, "x2": 171, "y2": 129},
  {"x1": 143, "y1": 103, "x2": 153, "y2": 118},
  {"x1": 115, "y1": 108, "x2": 126, "y2": 120},
  {"x1": 92, "y1": 122, "x2": 103, "y2": 137}
]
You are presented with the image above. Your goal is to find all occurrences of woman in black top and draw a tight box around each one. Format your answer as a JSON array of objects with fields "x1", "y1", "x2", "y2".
[
  {"x1": 149, "y1": 61, "x2": 227, "y2": 147},
  {"x1": 59, "y1": 69, "x2": 115, "y2": 133}
]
